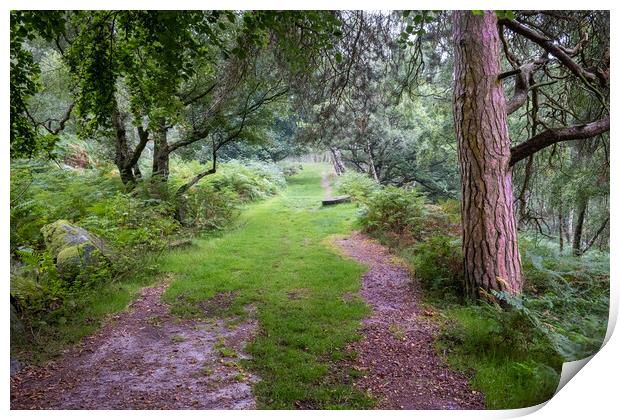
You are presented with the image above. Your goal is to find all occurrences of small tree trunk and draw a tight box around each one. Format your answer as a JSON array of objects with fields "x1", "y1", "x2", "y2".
[
  {"x1": 582, "y1": 216, "x2": 609, "y2": 254},
  {"x1": 558, "y1": 202, "x2": 565, "y2": 252},
  {"x1": 517, "y1": 155, "x2": 534, "y2": 224},
  {"x1": 111, "y1": 106, "x2": 136, "y2": 185},
  {"x1": 517, "y1": 80, "x2": 538, "y2": 225},
  {"x1": 330, "y1": 147, "x2": 346, "y2": 175},
  {"x1": 572, "y1": 198, "x2": 588, "y2": 256},
  {"x1": 152, "y1": 125, "x2": 170, "y2": 181},
  {"x1": 364, "y1": 138, "x2": 379, "y2": 182},
  {"x1": 453, "y1": 10, "x2": 523, "y2": 297},
  {"x1": 133, "y1": 163, "x2": 142, "y2": 179},
  {"x1": 567, "y1": 209, "x2": 574, "y2": 246}
]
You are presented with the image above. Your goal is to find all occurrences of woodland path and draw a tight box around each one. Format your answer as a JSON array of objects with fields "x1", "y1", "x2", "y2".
[
  {"x1": 333, "y1": 233, "x2": 485, "y2": 409},
  {"x1": 325, "y1": 172, "x2": 484, "y2": 409},
  {"x1": 12, "y1": 166, "x2": 483, "y2": 410},
  {"x1": 10, "y1": 277, "x2": 258, "y2": 409}
]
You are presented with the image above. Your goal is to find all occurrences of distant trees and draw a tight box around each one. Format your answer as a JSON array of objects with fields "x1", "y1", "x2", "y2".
[
  {"x1": 299, "y1": 11, "x2": 459, "y2": 198},
  {"x1": 11, "y1": 10, "x2": 341, "y2": 189}
]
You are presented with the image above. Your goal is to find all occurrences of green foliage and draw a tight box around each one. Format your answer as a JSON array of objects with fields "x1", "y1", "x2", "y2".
[
  {"x1": 82, "y1": 191, "x2": 180, "y2": 251},
  {"x1": 10, "y1": 161, "x2": 121, "y2": 252},
  {"x1": 358, "y1": 186, "x2": 426, "y2": 237},
  {"x1": 182, "y1": 185, "x2": 241, "y2": 230},
  {"x1": 438, "y1": 304, "x2": 562, "y2": 408},
  {"x1": 279, "y1": 163, "x2": 303, "y2": 177},
  {"x1": 171, "y1": 159, "x2": 286, "y2": 205},
  {"x1": 11, "y1": 158, "x2": 288, "y2": 362},
  {"x1": 426, "y1": 236, "x2": 608, "y2": 408},
  {"x1": 355, "y1": 182, "x2": 607, "y2": 408},
  {"x1": 10, "y1": 11, "x2": 66, "y2": 158},
  {"x1": 334, "y1": 172, "x2": 380, "y2": 203},
  {"x1": 516, "y1": 237, "x2": 609, "y2": 360},
  {"x1": 412, "y1": 236, "x2": 464, "y2": 301},
  {"x1": 209, "y1": 162, "x2": 284, "y2": 202}
]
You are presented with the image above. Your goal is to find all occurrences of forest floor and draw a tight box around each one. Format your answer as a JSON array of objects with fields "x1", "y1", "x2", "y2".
[
  {"x1": 11, "y1": 164, "x2": 483, "y2": 409},
  {"x1": 333, "y1": 232, "x2": 484, "y2": 409},
  {"x1": 10, "y1": 276, "x2": 259, "y2": 409}
]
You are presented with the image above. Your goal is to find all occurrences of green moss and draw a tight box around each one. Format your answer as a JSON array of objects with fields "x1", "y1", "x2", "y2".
[{"x1": 41, "y1": 219, "x2": 73, "y2": 257}]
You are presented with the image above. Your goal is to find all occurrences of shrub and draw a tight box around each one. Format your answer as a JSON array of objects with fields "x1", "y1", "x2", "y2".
[
  {"x1": 334, "y1": 171, "x2": 380, "y2": 203},
  {"x1": 358, "y1": 186, "x2": 427, "y2": 238},
  {"x1": 412, "y1": 235, "x2": 464, "y2": 301},
  {"x1": 10, "y1": 158, "x2": 288, "y2": 340},
  {"x1": 437, "y1": 303, "x2": 563, "y2": 408},
  {"x1": 82, "y1": 191, "x2": 180, "y2": 252},
  {"x1": 516, "y1": 237, "x2": 609, "y2": 360},
  {"x1": 179, "y1": 184, "x2": 240, "y2": 230},
  {"x1": 190, "y1": 160, "x2": 285, "y2": 203},
  {"x1": 279, "y1": 162, "x2": 303, "y2": 177},
  {"x1": 10, "y1": 161, "x2": 120, "y2": 252}
]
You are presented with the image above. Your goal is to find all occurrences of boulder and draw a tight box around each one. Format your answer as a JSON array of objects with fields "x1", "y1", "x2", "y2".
[
  {"x1": 41, "y1": 220, "x2": 111, "y2": 280},
  {"x1": 10, "y1": 358, "x2": 22, "y2": 376}
]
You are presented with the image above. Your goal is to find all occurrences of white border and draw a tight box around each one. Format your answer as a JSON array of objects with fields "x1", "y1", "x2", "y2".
[{"x1": 3, "y1": 1, "x2": 617, "y2": 419}]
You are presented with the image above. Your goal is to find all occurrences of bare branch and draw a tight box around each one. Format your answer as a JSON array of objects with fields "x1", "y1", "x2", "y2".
[
  {"x1": 510, "y1": 116, "x2": 610, "y2": 166},
  {"x1": 501, "y1": 18, "x2": 605, "y2": 88}
]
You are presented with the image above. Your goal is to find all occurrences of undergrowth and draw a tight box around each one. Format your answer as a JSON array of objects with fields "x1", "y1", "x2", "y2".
[
  {"x1": 355, "y1": 178, "x2": 609, "y2": 409},
  {"x1": 10, "y1": 158, "x2": 286, "y2": 363}
]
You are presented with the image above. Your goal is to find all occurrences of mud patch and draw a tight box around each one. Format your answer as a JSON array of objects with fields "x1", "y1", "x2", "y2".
[
  {"x1": 11, "y1": 278, "x2": 259, "y2": 409},
  {"x1": 198, "y1": 291, "x2": 238, "y2": 317},
  {"x1": 287, "y1": 288, "x2": 312, "y2": 301},
  {"x1": 333, "y1": 232, "x2": 485, "y2": 410}
]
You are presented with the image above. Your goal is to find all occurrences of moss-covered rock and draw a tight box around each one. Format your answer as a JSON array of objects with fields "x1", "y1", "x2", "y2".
[{"x1": 41, "y1": 220, "x2": 111, "y2": 280}]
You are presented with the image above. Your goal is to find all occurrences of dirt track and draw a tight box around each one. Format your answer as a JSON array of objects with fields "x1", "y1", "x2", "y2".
[
  {"x1": 334, "y1": 232, "x2": 485, "y2": 409},
  {"x1": 11, "y1": 278, "x2": 258, "y2": 409}
]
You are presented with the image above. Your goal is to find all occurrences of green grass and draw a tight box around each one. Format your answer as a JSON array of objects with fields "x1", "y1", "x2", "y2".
[
  {"x1": 157, "y1": 163, "x2": 374, "y2": 409},
  {"x1": 11, "y1": 260, "x2": 161, "y2": 363},
  {"x1": 435, "y1": 305, "x2": 562, "y2": 409}
]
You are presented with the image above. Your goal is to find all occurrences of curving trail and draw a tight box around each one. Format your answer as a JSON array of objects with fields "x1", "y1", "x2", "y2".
[
  {"x1": 10, "y1": 277, "x2": 258, "y2": 409},
  {"x1": 333, "y1": 233, "x2": 485, "y2": 409},
  {"x1": 334, "y1": 233, "x2": 485, "y2": 409},
  {"x1": 12, "y1": 166, "x2": 484, "y2": 410}
]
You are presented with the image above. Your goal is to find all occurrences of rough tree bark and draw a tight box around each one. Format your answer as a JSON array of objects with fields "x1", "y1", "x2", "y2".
[
  {"x1": 111, "y1": 107, "x2": 135, "y2": 185},
  {"x1": 329, "y1": 147, "x2": 346, "y2": 175},
  {"x1": 111, "y1": 104, "x2": 149, "y2": 186},
  {"x1": 453, "y1": 11, "x2": 523, "y2": 296}
]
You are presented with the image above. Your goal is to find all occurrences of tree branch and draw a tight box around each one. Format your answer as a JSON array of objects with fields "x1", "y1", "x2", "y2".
[
  {"x1": 510, "y1": 116, "x2": 610, "y2": 166},
  {"x1": 582, "y1": 217, "x2": 609, "y2": 254},
  {"x1": 500, "y1": 18, "x2": 604, "y2": 87},
  {"x1": 126, "y1": 125, "x2": 149, "y2": 170},
  {"x1": 175, "y1": 141, "x2": 217, "y2": 197}
]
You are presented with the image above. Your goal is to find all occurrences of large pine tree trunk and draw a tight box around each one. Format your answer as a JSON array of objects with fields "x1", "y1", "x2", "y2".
[{"x1": 453, "y1": 11, "x2": 523, "y2": 297}]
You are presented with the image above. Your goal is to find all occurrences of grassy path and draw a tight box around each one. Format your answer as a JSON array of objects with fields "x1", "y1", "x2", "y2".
[{"x1": 158, "y1": 164, "x2": 373, "y2": 408}]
